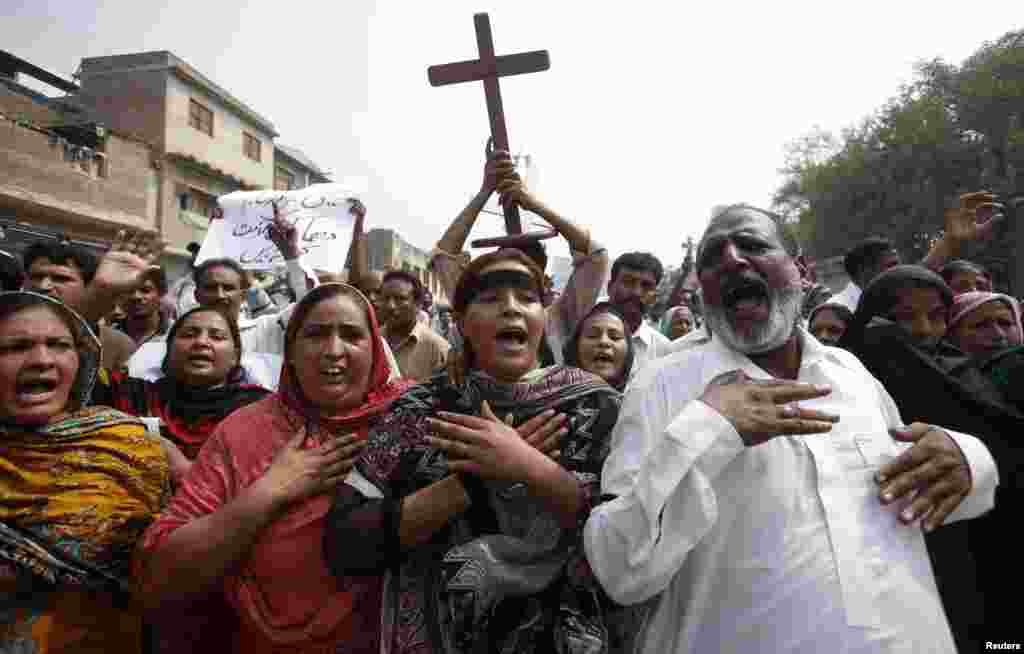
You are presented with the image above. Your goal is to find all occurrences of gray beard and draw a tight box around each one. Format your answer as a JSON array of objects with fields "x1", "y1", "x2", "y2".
[{"x1": 705, "y1": 284, "x2": 804, "y2": 355}]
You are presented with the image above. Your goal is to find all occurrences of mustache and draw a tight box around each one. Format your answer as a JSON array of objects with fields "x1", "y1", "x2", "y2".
[{"x1": 703, "y1": 282, "x2": 804, "y2": 354}]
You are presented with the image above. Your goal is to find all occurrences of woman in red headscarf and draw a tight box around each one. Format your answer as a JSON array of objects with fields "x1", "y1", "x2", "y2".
[{"x1": 135, "y1": 283, "x2": 412, "y2": 653}]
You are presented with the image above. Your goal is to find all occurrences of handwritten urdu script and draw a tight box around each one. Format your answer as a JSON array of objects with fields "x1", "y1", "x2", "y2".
[{"x1": 195, "y1": 185, "x2": 359, "y2": 272}]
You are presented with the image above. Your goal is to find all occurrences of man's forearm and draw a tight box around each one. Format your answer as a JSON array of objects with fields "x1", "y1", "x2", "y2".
[
  {"x1": 349, "y1": 214, "x2": 370, "y2": 288},
  {"x1": 285, "y1": 259, "x2": 313, "y2": 304}
]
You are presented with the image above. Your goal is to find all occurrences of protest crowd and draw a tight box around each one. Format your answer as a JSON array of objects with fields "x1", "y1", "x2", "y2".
[{"x1": 2, "y1": 43, "x2": 1024, "y2": 654}]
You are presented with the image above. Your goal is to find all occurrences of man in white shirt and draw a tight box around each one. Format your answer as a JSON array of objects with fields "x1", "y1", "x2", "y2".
[
  {"x1": 831, "y1": 237, "x2": 901, "y2": 312},
  {"x1": 830, "y1": 191, "x2": 1004, "y2": 313},
  {"x1": 171, "y1": 203, "x2": 315, "y2": 357},
  {"x1": 123, "y1": 211, "x2": 314, "y2": 389},
  {"x1": 606, "y1": 252, "x2": 673, "y2": 377},
  {"x1": 167, "y1": 241, "x2": 201, "y2": 318},
  {"x1": 584, "y1": 204, "x2": 997, "y2": 653}
]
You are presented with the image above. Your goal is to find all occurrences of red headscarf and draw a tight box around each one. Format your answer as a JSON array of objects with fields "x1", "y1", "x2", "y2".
[
  {"x1": 277, "y1": 283, "x2": 413, "y2": 437},
  {"x1": 139, "y1": 283, "x2": 412, "y2": 652}
]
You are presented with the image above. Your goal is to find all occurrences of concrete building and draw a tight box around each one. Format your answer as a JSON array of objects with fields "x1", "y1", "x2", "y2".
[
  {"x1": 0, "y1": 51, "x2": 156, "y2": 261},
  {"x1": 366, "y1": 228, "x2": 447, "y2": 304},
  {"x1": 274, "y1": 143, "x2": 330, "y2": 190},
  {"x1": 75, "y1": 51, "x2": 279, "y2": 278},
  {"x1": 3, "y1": 49, "x2": 337, "y2": 288}
]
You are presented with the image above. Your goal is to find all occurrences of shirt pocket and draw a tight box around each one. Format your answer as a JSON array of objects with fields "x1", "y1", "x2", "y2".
[
  {"x1": 829, "y1": 413, "x2": 897, "y2": 472},
  {"x1": 851, "y1": 433, "x2": 899, "y2": 469}
]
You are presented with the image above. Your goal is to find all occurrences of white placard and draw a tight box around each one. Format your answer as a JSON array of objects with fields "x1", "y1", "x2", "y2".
[
  {"x1": 195, "y1": 185, "x2": 359, "y2": 273},
  {"x1": 126, "y1": 342, "x2": 283, "y2": 391}
]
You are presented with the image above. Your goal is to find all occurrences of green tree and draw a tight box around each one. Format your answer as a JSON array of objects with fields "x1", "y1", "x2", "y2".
[{"x1": 775, "y1": 29, "x2": 1023, "y2": 288}]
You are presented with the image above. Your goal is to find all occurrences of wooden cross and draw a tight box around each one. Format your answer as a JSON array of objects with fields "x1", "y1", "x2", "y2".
[
  {"x1": 428, "y1": 13, "x2": 550, "y2": 235},
  {"x1": 668, "y1": 236, "x2": 698, "y2": 308}
]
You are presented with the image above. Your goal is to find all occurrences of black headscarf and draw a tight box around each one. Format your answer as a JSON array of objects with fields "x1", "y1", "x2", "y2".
[
  {"x1": 840, "y1": 264, "x2": 1022, "y2": 648},
  {"x1": 563, "y1": 302, "x2": 635, "y2": 391},
  {"x1": 842, "y1": 264, "x2": 954, "y2": 352},
  {"x1": 95, "y1": 305, "x2": 269, "y2": 459},
  {"x1": 807, "y1": 301, "x2": 854, "y2": 329}
]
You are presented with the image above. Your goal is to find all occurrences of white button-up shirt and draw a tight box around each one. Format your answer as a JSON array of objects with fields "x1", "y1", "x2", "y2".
[
  {"x1": 235, "y1": 259, "x2": 312, "y2": 355},
  {"x1": 831, "y1": 280, "x2": 862, "y2": 312},
  {"x1": 584, "y1": 328, "x2": 997, "y2": 653},
  {"x1": 630, "y1": 321, "x2": 674, "y2": 380}
]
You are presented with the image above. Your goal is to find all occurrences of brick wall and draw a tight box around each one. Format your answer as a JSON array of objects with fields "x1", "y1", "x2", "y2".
[
  {"x1": 0, "y1": 117, "x2": 155, "y2": 237},
  {"x1": 76, "y1": 68, "x2": 168, "y2": 149}
]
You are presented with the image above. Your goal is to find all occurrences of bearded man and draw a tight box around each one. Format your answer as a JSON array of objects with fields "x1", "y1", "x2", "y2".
[{"x1": 583, "y1": 204, "x2": 997, "y2": 653}]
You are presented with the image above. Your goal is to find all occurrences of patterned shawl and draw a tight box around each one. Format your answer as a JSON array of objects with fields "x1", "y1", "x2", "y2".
[
  {"x1": 0, "y1": 292, "x2": 170, "y2": 650},
  {"x1": 0, "y1": 408, "x2": 170, "y2": 593},
  {"x1": 352, "y1": 366, "x2": 639, "y2": 654}
]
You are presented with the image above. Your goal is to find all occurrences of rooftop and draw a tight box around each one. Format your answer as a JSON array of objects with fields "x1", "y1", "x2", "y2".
[
  {"x1": 0, "y1": 52, "x2": 120, "y2": 149},
  {"x1": 0, "y1": 50, "x2": 78, "y2": 94},
  {"x1": 275, "y1": 143, "x2": 330, "y2": 180},
  {"x1": 78, "y1": 50, "x2": 279, "y2": 137}
]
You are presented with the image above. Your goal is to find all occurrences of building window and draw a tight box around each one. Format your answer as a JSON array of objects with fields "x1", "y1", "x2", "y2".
[
  {"x1": 244, "y1": 133, "x2": 261, "y2": 162},
  {"x1": 189, "y1": 99, "x2": 214, "y2": 136},
  {"x1": 178, "y1": 187, "x2": 216, "y2": 217},
  {"x1": 274, "y1": 166, "x2": 296, "y2": 191}
]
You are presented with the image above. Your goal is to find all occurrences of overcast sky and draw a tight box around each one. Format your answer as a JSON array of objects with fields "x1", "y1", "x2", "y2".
[{"x1": 4, "y1": 0, "x2": 1018, "y2": 266}]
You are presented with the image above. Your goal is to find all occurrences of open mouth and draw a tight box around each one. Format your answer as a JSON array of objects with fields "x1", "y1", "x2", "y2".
[
  {"x1": 591, "y1": 351, "x2": 616, "y2": 366},
  {"x1": 15, "y1": 378, "x2": 58, "y2": 401},
  {"x1": 320, "y1": 366, "x2": 348, "y2": 384},
  {"x1": 187, "y1": 353, "x2": 214, "y2": 365},
  {"x1": 495, "y1": 326, "x2": 529, "y2": 348},
  {"x1": 722, "y1": 277, "x2": 770, "y2": 314}
]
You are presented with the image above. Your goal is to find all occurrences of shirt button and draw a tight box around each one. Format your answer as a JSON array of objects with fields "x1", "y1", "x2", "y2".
[{"x1": 867, "y1": 551, "x2": 887, "y2": 577}]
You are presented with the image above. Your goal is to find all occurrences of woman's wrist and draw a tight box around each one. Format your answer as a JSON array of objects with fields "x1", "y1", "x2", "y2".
[
  {"x1": 521, "y1": 446, "x2": 565, "y2": 489},
  {"x1": 445, "y1": 474, "x2": 473, "y2": 511},
  {"x1": 523, "y1": 451, "x2": 584, "y2": 526},
  {"x1": 247, "y1": 476, "x2": 292, "y2": 522}
]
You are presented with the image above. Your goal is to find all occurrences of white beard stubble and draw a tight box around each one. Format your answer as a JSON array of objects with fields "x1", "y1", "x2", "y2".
[{"x1": 705, "y1": 283, "x2": 805, "y2": 355}]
